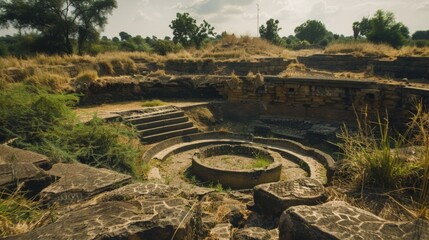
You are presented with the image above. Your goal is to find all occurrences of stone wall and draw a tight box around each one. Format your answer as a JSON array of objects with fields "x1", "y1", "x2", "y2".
[
  {"x1": 224, "y1": 76, "x2": 429, "y2": 126},
  {"x1": 164, "y1": 58, "x2": 292, "y2": 75},
  {"x1": 298, "y1": 55, "x2": 429, "y2": 79}
]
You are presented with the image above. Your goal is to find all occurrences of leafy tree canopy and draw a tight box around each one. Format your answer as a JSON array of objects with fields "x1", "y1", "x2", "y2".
[
  {"x1": 366, "y1": 10, "x2": 409, "y2": 48},
  {"x1": 259, "y1": 18, "x2": 281, "y2": 44},
  {"x1": 0, "y1": 0, "x2": 117, "y2": 54},
  {"x1": 169, "y1": 12, "x2": 215, "y2": 48},
  {"x1": 412, "y1": 30, "x2": 429, "y2": 40},
  {"x1": 294, "y1": 20, "x2": 328, "y2": 44}
]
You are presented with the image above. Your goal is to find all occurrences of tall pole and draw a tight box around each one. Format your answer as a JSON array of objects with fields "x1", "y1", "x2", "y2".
[{"x1": 257, "y1": 3, "x2": 260, "y2": 37}]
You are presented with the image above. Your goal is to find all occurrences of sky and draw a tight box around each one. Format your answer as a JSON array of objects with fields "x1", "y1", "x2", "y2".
[{"x1": 1, "y1": 0, "x2": 429, "y2": 38}]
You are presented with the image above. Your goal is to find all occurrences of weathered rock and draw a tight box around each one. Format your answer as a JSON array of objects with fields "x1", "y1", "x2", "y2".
[
  {"x1": 96, "y1": 182, "x2": 182, "y2": 202},
  {"x1": 233, "y1": 227, "x2": 274, "y2": 240},
  {"x1": 0, "y1": 163, "x2": 53, "y2": 195},
  {"x1": 306, "y1": 124, "x2": 338, "y2": 143},
  {"x1": 7, "y1": 198, "x2": 195, "y2": 240},
  {"x1": 279, "y1": 201, "x2": 429, "y2": 240},
  {"x1": 253, "y1": 178, "x2": 326, "y2": 215},
  {"x1": 207, "y1": 223, "x2": 232, "y2": 240},
  {"x1": 0, "y1": 145, "x2": 50, "y2": 169},
  {"x1": 40, "y1": 163, "x2": 131, "y2": 205}
]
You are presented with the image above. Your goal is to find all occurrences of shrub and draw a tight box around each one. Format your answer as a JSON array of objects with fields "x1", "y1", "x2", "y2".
[
  {"x1": 38, "y1": 118, "x2": 141, "y2": 175},
  {"x1": 0, "y1": 84, "x2": 77, "y2": 143},
  {"x1": 336, "y1": 108, "x2": 424, "y2": 190}
]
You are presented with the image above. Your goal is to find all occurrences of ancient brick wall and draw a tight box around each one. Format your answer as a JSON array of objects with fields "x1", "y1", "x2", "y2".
[
  {"x1": 164, "y1": 58, "x2": 292, "y2": 75},
  {"x1": 298, "y1": 55, "x2": 429, "y2": 79},
  {"x1": 225, "y1": 76, "x2": 429, "y2": 125}
]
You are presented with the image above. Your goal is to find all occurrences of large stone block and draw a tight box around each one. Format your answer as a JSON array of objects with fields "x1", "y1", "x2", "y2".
[
  {"x1": 40, "y1": 163, "x2": 132, "y2": 205},
  {"x1": 279, "y1": 201, "x2": 429, "y2": 240},
  {"x1": 7, "y1": 198, "x2": 195, "y2": 240},
  {"x1": 0, "y1": 163, "x2": 53, "y2": 195},
  {"x1": 253, "y1": 178, "x2": 326, "y2": 215},
  {"x1": 0, "y1": 145, "x2": 50, "y2": 169}
]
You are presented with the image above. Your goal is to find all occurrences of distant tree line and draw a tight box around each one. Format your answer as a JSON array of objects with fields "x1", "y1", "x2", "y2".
[
  {"x1": 0, "y1": 4, "x2": 428, "y2": 57},
  {"x1": 260, "y1": 9, "x2": 428, "y2": 49}
]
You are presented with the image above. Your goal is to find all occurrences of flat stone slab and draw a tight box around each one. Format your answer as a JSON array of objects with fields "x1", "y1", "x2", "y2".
[
  {"x1": 0, "y1": 145, "x2": 50, "y2": 169},
  {"x1": 279, "y1": 201, "x2": 429, "y2": 240},
  {"x1": 0, "y1": 163, "x2": 52, "y2": 194},
  {"x1": 95, "y1": 182, "x2": 182, "y2": 202},
  {"x1": 40, "y1": 163, "x2": 132, "y2": 205},
  {"x1": 208, "y1": 223, "x2": 232, "y2": 240},
  {"x1": 233, "y1": 227, "x2": 278, "y2": 240},
  {"x1": 254, "y1": 178, "x2": 326, "y2": 215},
  {"x1": 7, "y1": 198, "x2": 194, "y2": 240}
]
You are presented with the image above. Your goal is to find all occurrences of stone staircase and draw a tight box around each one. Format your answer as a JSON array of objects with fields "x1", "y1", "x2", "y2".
[{"x1": 121, "y1": 106, "x2": 198, "y2": 143}]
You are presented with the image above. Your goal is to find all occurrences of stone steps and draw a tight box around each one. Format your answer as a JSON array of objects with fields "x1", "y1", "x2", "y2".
[
  {"x1": 140, "y1": 127, "x2": 198, "y2": 143},
  {"x1": 138, "y1": 121, "x2": 194, "y2": 136},
  {"x1": 124, "y1": 110, "x2": 185, "y2": 125},
  {"x1": 133, "y1": 116, "x2": 189, "y2": 131}
]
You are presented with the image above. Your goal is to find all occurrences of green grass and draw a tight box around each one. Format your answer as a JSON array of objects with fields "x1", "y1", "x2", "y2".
[
  {"x1": 337, "y1": 108, "x2": 421, "y2": 189},
  {"x1": 141, "y1": 99, "x2": 165, "y2": 107},
  {"x1": 0, "y1": 191, "x2": 49, "y2": 237},
  {"x1": 0, "y1": 83, "x2": 144, "y2": 177},
  {"x1": 252, "y1": 154, "x2": 272, "y2": 169}
]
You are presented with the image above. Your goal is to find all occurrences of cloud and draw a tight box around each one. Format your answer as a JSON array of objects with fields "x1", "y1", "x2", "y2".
[
  {"x1": 190, "y1": 0, "x2": 255, "y2": 14},
  {"x1": 309, "y1": 1, "x2": 341, "y2": 20},
  {"x1": 417, "y1": 3, "x2": 429, "y2": 11}
]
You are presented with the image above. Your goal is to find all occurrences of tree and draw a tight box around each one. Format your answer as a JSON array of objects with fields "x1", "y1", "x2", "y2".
[
  {"x1": 352, "y1": 21, "x2": 360, "y2": 40},
  {"x1": 169, "y1": 12, "x2": 215, "y2": 48},
  {"x1": 359, "y1": 17, "x2": 371, "y2": 36},
  {"x1": 294, "y1": 20, "x2": 328, "y2": 44},
  {"x1": 412, "y1": 30, "x2": 429, "y2": 40},
  {"x1": 119, "y1": 31, "x2": 132, "y2": 41},
  {"x1": 366, "y1": 10, "x2": 408, "y2": 48},
  {"x1": 259, "y1": 18, "x2": 281, "y2": 44},
  {"x1": 0, "y1": 0, "x2": 117, "y2": 54}
]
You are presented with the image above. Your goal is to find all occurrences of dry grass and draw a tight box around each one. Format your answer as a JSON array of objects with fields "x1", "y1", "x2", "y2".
[
  {"x1": 325, "y1": 42, "x2": 397, "y2": 58},
  {"x1": 141, "y1": 99, "x2": 165, "y2": 107},
  {"x1": 24, "y1": 69, "x2": 70, "y2": 91},
  {"x1": 399, "y1": 46, "x2": 429, "y2": 57},
  {"x1": 0, "y1": 190, "x2": 52, "y2": 237}
]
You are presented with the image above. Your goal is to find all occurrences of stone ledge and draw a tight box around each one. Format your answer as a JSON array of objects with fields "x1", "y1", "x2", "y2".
[
  {"x1": 40, "y1": 163, "x2": 132, "y2": 205},
  {"x1": 279, "y1": 201, "x2": 429, "y2": 240},
  {"x1": 254, "y1": 178, "x2": 326, "y2": 216}
]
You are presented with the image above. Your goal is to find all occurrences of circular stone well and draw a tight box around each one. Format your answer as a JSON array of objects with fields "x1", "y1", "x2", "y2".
[{"x1": 192, "y1": 144, "x2": 282, "y2": 189}]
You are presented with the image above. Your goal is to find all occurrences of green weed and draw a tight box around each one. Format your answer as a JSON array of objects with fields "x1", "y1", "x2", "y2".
[
  {"x1": 141, "y1": 99, "x2": 165, "y2": 107},
  {"x1": 0, "y1": 190, "x2": 50, "y2": 237}
]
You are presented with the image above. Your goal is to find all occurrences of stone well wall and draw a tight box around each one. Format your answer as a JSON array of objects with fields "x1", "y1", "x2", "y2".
[
  {"x1": 224, "y1": 76, "x2": 429, "y2": 125},
  {"x1": 164, "y1": 58, "x2": 293, "y2": 75},
  {"x1": 298, "y1": 55, "x2": 429, "y2": 79}
]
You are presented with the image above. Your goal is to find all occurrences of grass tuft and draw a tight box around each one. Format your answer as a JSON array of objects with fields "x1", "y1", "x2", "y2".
[
  {"x1": 141, "y1": 99, "x2": 165, "y2": 107},
  {"x1": 0, "y1": 190, "x2": 50, "y2": 237}
]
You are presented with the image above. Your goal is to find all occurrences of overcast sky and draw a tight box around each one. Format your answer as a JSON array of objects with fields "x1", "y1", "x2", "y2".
[{"x1": 1, "y1": 0, "x2": 429, "y2": 38}]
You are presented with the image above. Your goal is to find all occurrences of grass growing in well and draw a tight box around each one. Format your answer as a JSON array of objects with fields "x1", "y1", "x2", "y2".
[
  {"x1": 336, "y1": 108, "x2": 420, "y2": 189},
  {"x1": 252, "y1": 154, "x2": 272, "y2": 169},
  {"x1": 336, "y1": 105, "x2": 429, "y2": 219},
  {"x1": 141, "y1": 99, "x2": 165, "y2": 107}
]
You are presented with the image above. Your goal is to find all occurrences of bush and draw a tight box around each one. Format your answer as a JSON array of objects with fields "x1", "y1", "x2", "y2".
[
  {"x1": 0, "y1": 84, "x2": 143, "y2": 177},
  {"x1": 337, "y1": 108, "x2": 424, "y2": 190},
  {"x1": 0, "y1": 84, "x2": 77, "y2": 144},
  {"x1": 39, "y1": 117, "x2": 141, "y2": 175},
  {"x1": 153, "y1": 40, "x2": 181, "y2": 56}
]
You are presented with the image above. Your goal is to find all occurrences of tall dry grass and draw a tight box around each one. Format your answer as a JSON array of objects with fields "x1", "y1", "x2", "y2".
[
  {"x1": 326, "y1": 42, "x2": 429, "y2": 58},
  {"x1": 325, "y1": 42, "x2": 397, "y2": 57}
]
